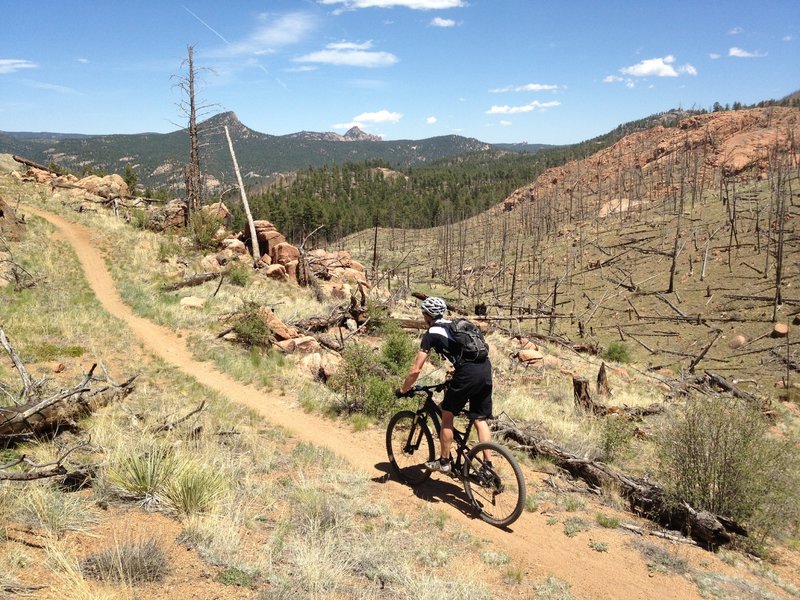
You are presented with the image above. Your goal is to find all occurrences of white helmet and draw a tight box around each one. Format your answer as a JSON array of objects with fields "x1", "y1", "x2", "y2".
[{"x1": 421, "y1": 296, "x2": 447, "y2": 319}]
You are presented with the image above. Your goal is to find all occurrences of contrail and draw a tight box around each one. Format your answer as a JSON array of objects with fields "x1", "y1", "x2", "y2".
[{"x1": 183, "y1": 6, "x2": 230, "y2": 44}]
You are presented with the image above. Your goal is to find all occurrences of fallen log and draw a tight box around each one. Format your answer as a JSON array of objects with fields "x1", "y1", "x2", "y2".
[
  {"x1": 12, "y1": 154, "x2": 59, "y2": 174},
  {"x1": 491, "y1": 417, "x2": 746, "y2": 548},
  {"x1": 161, "y1": 271, "x2": 226, "y2": 292},
  {"x1": 0, "y1": 326, "x2": 136, "y2": 440},
  {"x1": 0, "y1": 366, "x2": 137, "y2": 440}
]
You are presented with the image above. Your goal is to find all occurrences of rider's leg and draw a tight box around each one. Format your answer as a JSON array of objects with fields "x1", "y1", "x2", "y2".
[
  {"x1": 474, "y1": 418, "x2": 492, "y2": 462},
  {"x1": 439, "y1": 409, "x2": 455, "y2": 460}
]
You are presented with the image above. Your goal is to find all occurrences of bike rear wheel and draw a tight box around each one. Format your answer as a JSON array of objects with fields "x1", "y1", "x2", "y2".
[
  {"x1": 462, "y1": 441, "x2": 526, "y2": 527},
  {"x1": 386, "y1": 410, "x2": 435, "y2": 486}
]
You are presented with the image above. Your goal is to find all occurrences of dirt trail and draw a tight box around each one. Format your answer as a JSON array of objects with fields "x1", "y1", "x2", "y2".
[{"x1": 26, "y1": 205, "x2": 703, "y2": 599}]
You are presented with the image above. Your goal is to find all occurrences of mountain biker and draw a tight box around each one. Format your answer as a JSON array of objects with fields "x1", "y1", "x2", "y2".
[{"x1": 396, "y1": 296, "x2": 493, "y2": 474}]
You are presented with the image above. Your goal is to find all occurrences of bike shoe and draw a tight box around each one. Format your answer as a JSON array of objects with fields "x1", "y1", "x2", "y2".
[{"x1": 425, "y1": 458, "x2": 452, "y2": 474}]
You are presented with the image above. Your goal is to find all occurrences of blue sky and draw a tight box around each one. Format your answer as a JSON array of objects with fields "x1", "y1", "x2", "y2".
[{"x1": 1, "y1": 1, "x2": 798, "y2": 145}]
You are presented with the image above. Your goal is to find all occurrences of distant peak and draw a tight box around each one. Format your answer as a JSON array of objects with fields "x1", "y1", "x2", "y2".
[
  {"x1": 208, "y1": 111, "x2": 240, "y2": 124},
  {"x1": 344, "y1": 126, "x2": 382, "y2": 142}
]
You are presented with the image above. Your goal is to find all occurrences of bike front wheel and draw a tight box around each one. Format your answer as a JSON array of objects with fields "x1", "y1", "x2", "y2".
[
  {"x1": 462, "y1": 441, "x2": 526, "y2": 527},
  {"x1": 386, "y1": 410, "x2": 435, "y2": 486}
]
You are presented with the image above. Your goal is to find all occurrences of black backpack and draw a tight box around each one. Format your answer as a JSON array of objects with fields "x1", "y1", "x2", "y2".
[{"x1": 446, "y1": 318, "x2": 489, "y2": 364}]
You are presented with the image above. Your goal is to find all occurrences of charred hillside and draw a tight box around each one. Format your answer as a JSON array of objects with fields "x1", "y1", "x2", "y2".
[{"x1": 344, "y1": 107, "x2": 800, "y2": 392}]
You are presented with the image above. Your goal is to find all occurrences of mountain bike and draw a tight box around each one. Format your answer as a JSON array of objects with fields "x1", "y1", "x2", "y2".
[{"x1": 386, "y1": 382, "x2": 526, "y2": 527}]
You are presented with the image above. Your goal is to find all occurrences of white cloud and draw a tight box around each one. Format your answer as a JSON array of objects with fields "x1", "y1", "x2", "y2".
[
  {"x1": 24, "y1": 80, "x2": 80, "y2": 95},
  {"x1": 729, "y1": 47, "x2": 767, "y2": 58},
  {"x1": 208, "y1": 12, "x2": 317, "y2": 57},
  {"x1": 430, "y1": 17, "x2": 456, "y2": 27},
  {"x1": 285, "y1": 65, "x2": 317, "y2": 72},
  {"x1": 603, "y1": 75, "x2": 623, "y2": 83},
  {"x1": 728, "y1": 26, "x2": 743, "y2": 35},
  {"x1": 784, "y1": 35, "x2": 795, "y2": 42},
  {"x1": 619, "y1": 55, "x2": 696, "y2": 77},
  {"x1": 77, "y1": 58, "x2": 89, "y2": 64},
  {"x1": 709, "y1": 53, "x2": 721, "y2": 59},
  {"x1": 295, "y1": 40, "x2": 398, "y2": 67},
  {"x1": 0, "y1": 59, "x2": 37, "y2": 74},
  {"x1": 353, "y1": 109, "x2": 402, "y2": 123},
  {"x1": 489, "y1": 83, "x2": 559, "y2": 93},
  {"x1": 499, "y1": 120, "x2": 512, "y2": 126},
  {"x1": 426, "y1": 116, "x2": 437, "y2": 124},
  {"x1": 320, "y1": 0, "x2": 465, "y2": 10},
  {"x1": 486, "y1": 100, "x2": 560, "y2": 114}
]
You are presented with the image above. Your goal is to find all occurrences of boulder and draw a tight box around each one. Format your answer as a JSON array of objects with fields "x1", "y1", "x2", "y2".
[
  {"x1": 264, "y1": 264, "x2": 288, "y2": 282},
  {"x1": 202, "y1": 202, "x2": 230, "y2": 222},
  {"x1": 76, "y1": 174, "x2": 129, "y2": 198},
  {"x1": 256, "y1": 306, "x2": 298, "y2": 341},
  {"x1": 517, "y1": 348, "x2": 544, "y2": 363},
  {"x1": 250, "y1": 220, "x2": 286, "y2": 257},
  {"x1": 275, "y1": 336, "x2": 320, "y2": 354},
  {"x1": 728, "y1": 334, "x2": 748, "y2": 349},
  {"x1": 271, "y1": 242, "x2": 300, "y2": 265},
  {"x1": 200, "y1": 255, "x2": 223, "y2": 272},
  {"x1": 221, "y1": 238, "x2": 247, "y2": 255},
  {"x1": 0, "y1": 198, "x2": 23, "y2": 241},
  {"x1": 300, "y1": 352, "x2": 342, "y2": 381},
  {"x1": 180, "y1": 296, "x2": 206, "y2": 310}
]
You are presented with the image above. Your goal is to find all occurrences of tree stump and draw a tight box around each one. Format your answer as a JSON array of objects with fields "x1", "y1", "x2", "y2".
[
  {"x1": 771, "y1": 323, "x2": 789, "y2": 338},
  {"x1": 597, "y1": 362, "x2": 611, "y2": 397},
  {"x1": 573, "y1": 377, "x2": 593, "y2": 413}
]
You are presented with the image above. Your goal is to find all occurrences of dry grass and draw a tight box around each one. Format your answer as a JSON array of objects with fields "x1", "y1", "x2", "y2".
[{"x1": 3, "y1": 166, "x2": 799, "y2": 598}]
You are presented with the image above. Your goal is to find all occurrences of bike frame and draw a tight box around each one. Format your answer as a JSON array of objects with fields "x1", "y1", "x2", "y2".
[{"x1": 408, "y1": 386, "x2": 477, "y2": 475}]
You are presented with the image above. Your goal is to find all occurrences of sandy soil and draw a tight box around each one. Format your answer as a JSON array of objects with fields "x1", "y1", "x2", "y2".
[{"x1": 22, "y1": 205, "x2": 721, "y2": 599}]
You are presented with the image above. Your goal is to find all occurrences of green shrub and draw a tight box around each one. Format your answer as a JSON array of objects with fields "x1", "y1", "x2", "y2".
[
  {"x1": 187, "y1": 209, "x2": 220, "y2": 251},
  {"x1": 602, "y1": 341, "x2": 631, "y2": 364},
  {"x1": 657, "y1": 397, "x2": 800, "y2": 543},
  {"x1": 601, "y1": 416, "x2": 634, "y2": 462},
  {"x1": 25, "y1": 342, "x2": 85, "y2": 362},
  {"x1": 227, "y1": 264, "x2": 252, "y2": 287},
  {"x1": 82, "y1": 537, "x2": 168, "y2": 584},
  {"x1": 130, "y1": 208, "x2": 154, "y2": 231},
  {"x1": 216, "y1": 567, "x2": 258, "y2": 588},
  {"x1": 231, "y1": 306, "x2": 273, "y2": 347},
  {"x1": 595, "y1": 513, "x2": 620, "y2": 529},
  {"x1": 328, "y1": 343, "x2": 399, "y2": 417},
  {"x1": 380, "y1": 331, "x2": 417, "y2": 376}
]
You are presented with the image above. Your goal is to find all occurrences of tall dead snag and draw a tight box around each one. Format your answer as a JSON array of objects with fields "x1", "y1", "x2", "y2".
[
  {"x1": 224, "y1": 125, "x2": 259, "y2": 266},
  {"x1": 172, "y1": 45, "x2": 204, "y2": 224},
  {"x1": 492, "y1": 418, "x2": 746, "y2": 548}
]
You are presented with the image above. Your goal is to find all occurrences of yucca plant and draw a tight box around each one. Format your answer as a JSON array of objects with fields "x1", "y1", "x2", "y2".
[
  {"x1": 106, "y1": 444, "x2": 179, "y2": 503},
  {"x1": 162, "y1": 461, "x2": 228, "y2": 516}
]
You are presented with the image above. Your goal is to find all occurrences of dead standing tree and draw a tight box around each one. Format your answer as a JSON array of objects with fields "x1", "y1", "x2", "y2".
[
  {"x1": 172, "y1": 45, "x2": 204, "y2": 225},
  {"x1": 224, "y1": 125, "x2": 259, "y2": 266}
]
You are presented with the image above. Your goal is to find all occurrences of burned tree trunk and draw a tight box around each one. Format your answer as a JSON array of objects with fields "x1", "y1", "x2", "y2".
[{"x1": 492, "y1": 418, "x2": 745, "y2": 548}]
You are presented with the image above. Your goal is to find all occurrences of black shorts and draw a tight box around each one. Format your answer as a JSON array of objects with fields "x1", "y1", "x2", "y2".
[{"x1": 442, "y1": 359, "x2": 493, "y2": 419}]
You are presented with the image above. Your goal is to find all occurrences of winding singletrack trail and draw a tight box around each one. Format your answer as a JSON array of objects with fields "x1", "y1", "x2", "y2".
[{"x1": 27, "y1": 205, "x2": 702, "y2": 600}]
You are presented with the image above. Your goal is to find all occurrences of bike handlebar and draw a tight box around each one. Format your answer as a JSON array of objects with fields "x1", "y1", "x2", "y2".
[{"x1": 395, "y1": 382, "x2": 448, "y2": 398}]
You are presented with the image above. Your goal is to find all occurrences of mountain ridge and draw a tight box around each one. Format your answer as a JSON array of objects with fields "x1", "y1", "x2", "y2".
[{"x1": 0, "y1": 111, "x2": 513, "y2": 187}]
